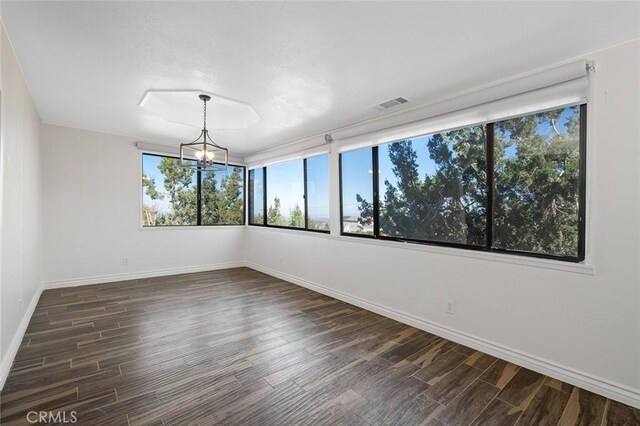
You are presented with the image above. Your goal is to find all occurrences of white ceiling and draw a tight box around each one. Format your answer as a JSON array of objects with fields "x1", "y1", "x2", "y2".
[{"x1": 2, "y1": 1, "x2": 639, "y2": 155}]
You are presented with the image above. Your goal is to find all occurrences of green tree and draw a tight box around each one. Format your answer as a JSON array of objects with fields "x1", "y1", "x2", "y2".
[
  {"x1": 267, "y1": 196, "x2": 286, "y2": 226},
  {"x1": 142, "y1": 174, "x2": 164, "y2": 226},
  {"x1": 289, "y1": 204, "x2": 304, "y2": 228},
  {"x1": 157, "y1": 158, "x2": 197, "y2": 225},
  {"x1": 201, "y1": 167, "x2": 245, "y2": 225},
  {"x1": 219, "y1": 167, "x2": 245, "y2": 224},
  {"x1": 358, "y1": 126, "x2": 486, "y2": 245},
  {"x1": 355, "y1": 106, "x2": 580, "y2": 256}
]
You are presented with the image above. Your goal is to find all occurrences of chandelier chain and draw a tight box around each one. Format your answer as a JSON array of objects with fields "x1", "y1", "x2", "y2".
[{"x1": 203, "y1": 97, "x2": 207, "y2": 130}]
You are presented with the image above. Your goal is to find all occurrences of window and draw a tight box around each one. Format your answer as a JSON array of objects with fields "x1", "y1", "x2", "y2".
[
  {"x1": 142, "y1": 154, "x2": 197, "y2": 226},
  {"x1": 305, "y1": 155, "x2": 330, "y2": 231},
  {"x1": 340, "y1": 148, "x2": 374, "y2": 235},
  {"x1": 339, "y1": 104, "x2": 586, "y2": 262},
  {"x1": 378, "y1": 126, "x2": 487, "y2": 246},
  {"x1": 493, "y1": 105, "x2": 583, "y2": 258},
  {"x1": 248, "y1": 168, "x2": 265, "y2": 225},
  {"x1": 267, "y1": 160, "x2": 305, "y2": 228},
  {"x1": 141, "y1": 153, "x2": 245, "y2": 227},
  {"x1": 201, "y1": 166, "x2": 245, "y2": 225},
  {"x1": 249, "y1": 154, "x2": 330, "y2": 232}
]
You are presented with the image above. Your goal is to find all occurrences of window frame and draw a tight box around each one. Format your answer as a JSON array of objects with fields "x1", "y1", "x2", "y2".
[
  {"x1": 141, "y1": 152, "x2": 246, "y2": 228},
  {"x1": 339, "y1": 103, "x2": 587, "y2": 263},
  {"x1": 249, "y1": 155, "x2": 330, "y2": 234}
]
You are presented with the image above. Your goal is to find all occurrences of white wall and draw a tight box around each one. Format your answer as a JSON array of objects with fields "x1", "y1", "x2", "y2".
[
  {"x1": 41, "y1": 125, "x2": 245, "y2": 286},
  {"x1": 245, "y1": 40, "x2": 640, "y2": 407},
  {"x1": 0, "y1": 23, "x2": 43, "y2": 381}
]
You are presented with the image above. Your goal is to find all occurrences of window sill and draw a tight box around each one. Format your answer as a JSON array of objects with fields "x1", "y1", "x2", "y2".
[{"x1": 246, "y1": 225, "x2": 595, "y2": 275}]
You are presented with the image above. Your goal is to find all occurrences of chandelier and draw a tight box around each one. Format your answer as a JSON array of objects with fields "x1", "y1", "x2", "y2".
[{"x1": 180, "y1": 94, "x2": 228, "y2": 172}]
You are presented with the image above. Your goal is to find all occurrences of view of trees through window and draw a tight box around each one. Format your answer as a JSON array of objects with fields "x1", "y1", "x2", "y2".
[
  {"x1": 341, "y1": 105, "x2": 584, "y2": 260},
  {"x1": 142, "y1": 154, "x2": 245, "y2": 226},
  {"x1": 249, "y1": 154, "x2": 330, "y2": 232},
  {"x1": 377, "y1": 126, "x2": 487, "y2": 245},
  {"x1": 493, "y1": 106, "x2": 581, "y2": 257},
  {"x1": 266, "y1": 160, "x2": 305, "y2": 228},
  {"x1": 201, "y1": 166, "x2": 245, "y2": 225}
]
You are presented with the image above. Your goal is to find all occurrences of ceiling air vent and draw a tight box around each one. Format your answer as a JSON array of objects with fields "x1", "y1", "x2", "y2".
[{"x1": 377, "y1": 97, "x2": 410, "y2": 110}]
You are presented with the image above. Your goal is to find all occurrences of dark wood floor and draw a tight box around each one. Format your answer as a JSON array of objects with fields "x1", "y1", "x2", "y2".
[{"x1": 1, "y1": 268, "x2": 638, "y2": 425}]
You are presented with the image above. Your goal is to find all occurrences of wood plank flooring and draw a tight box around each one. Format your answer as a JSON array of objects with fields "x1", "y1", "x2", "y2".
[{"x1": 1, "y1": 267, "x2": 638, "y2": 425}]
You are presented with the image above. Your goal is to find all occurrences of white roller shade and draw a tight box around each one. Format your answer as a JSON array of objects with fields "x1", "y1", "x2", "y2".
[
  {"x1": 336, "y1": 60, "x2": 589, "y2": 152},
  {"x1": 245, "y1": 143, "x2": 330, "y2": 169}
]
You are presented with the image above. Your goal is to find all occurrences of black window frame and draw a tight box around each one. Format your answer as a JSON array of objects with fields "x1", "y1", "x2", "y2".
[
  {"x1": 141, "y1": 152, "x2": 246, "y2": 227},
  {"x1": 339, "y1": 103, "x2": 587, "y2": 263},
  {"x1": 248, "y1": 155, "x2": 330, "y2": 234}
]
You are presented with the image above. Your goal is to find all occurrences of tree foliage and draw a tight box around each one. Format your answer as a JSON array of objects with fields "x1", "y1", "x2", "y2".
[
  {"x1": 201, "y1": 167, "x2": 244, "y2": 225},
  {"x1": 156, "y1": 158, "x2": 197, "y2": 225},
  {"x1": 267, "y1": 196, "x2": 305, "y2": 228},
  {"x1": 356, "y1": 106, "x2": 581, "y2": 256},
  {"x1": 142, "y1": 175, "x2": 164, "y2": 226},
  {"x1": 493, "y1": 107, "x2": 580, "y2": 256},
  {"x1": 142, "y1": 157, "x2": 244, "y2": 226}
]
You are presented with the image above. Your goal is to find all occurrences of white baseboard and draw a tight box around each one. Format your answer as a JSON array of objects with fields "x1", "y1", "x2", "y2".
[
  {"x1": 246, "y1": 262, "x2": 640, "y2": 409},
  {"x1": 42, "y1": 261, "x2": 247, "y2": 289},
  {"x1": 0, "y1": 284, "x2": 44, "y2": 391}
]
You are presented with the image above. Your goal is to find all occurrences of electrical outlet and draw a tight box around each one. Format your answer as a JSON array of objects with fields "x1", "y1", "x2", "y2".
[
  {"x1": 122, "y1": 257, "x2": 129, "y2": 266},
  {"x1": 446, "y1": 299, "x2": 456, "y2": 315}
]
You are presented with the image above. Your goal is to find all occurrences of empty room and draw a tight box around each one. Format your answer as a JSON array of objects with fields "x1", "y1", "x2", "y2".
[{"x1": 1, "y1": 1, "x2": 639, "y2": 424}]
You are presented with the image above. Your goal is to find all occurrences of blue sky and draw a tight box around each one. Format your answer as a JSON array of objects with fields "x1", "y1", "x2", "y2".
[
  {"x1": 266, "y1": 159, "x2": 305, "y2": 220},
  {"x1": 264, "y1": 154, "x2": 331, "y2": 220},
  {"x1": 306, "y1": 154, "x2": 330, "y2": 220}
]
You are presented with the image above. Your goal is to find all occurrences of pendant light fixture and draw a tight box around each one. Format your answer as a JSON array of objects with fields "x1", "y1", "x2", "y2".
[{"x1": 180, "y1": 94, "x2": 228, "y2": 172}]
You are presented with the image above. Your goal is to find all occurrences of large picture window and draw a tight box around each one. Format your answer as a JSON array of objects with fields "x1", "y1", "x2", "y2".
[
  {"x1": 340, "y1": 104, "x2": 586, "y2": 262},
  {"x1": 142, "y1": 153, "x2": 245, "y2": 227},
  {"x1": 249, "y1": 154, "x2": 330, "y2": 232}
]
